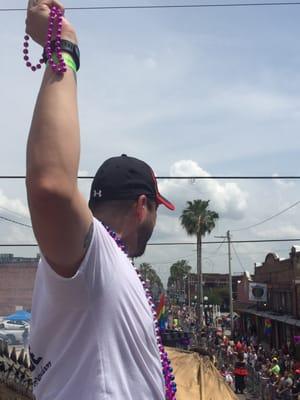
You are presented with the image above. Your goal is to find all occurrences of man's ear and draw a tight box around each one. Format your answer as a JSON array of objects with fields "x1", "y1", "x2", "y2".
[{"x1": 136, "y1": 195, "x2": 148, "y2": 220}]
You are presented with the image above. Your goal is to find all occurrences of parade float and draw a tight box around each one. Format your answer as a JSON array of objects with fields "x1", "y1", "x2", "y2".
[{"x1": 0, "y1": 342, "x2": 237, "y2": 400}]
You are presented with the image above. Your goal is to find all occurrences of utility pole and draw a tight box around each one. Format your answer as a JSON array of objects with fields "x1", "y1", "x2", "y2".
[
  {"x1": 215, "y1": 231, "x2": 234, "y2": 337},
  {"x1": 197, "y1": 230, "x2": 204, "y2": 333},
  {"x1": 188, "y1": 274, "x2": 191, "y2": 308},
  {"x1": 227, "y1": 230, "x2": 234, "y2": 336}
]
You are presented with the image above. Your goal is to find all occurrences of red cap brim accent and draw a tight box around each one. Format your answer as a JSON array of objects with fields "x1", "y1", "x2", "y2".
[
  {"x1": 156, "y1": 193, "x2": 175, "y2": 211},
  {"x1": 151, "y1": 169, "x2": 175, "y2": 210}
]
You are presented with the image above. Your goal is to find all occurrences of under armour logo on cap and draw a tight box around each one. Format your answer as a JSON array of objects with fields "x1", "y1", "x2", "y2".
[
  {"x1": 88, "y1": 155, "x2": 175, "y2": 211},
  {"x1": 93, "y1": 189, "x2": 102, "y2": 198}
]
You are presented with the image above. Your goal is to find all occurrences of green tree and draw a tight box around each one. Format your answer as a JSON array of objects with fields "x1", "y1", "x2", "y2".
[
  {"x1": 139, "y1": 263, "x2": 164, "y2": 300},
  {"x1": 180, "y1": 200, "x2": 219, "y2": 328},
  {"x1": 204, "y1": 287, "x2": 229, "y2": 306},
  {"x1": 167, "y1": 259, "x2": 192, "y2": 290},
  {"x1": 167, "y1": 259, "x2": 192, "y2": 304}
]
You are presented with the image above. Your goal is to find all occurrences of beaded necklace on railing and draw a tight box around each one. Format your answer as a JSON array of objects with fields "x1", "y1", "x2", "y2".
[
  {"x1": 103, "y1": 223, "x2": 177, "y2": 400},
  {"x1": 23, "y1": 6, "x2": 66, "y2": 74}
]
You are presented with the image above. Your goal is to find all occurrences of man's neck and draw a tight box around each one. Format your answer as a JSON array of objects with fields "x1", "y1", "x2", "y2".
[
  {"x1": 97, "y1": 214, "x2": 124, "y2": 236},
  {"x1": 94, "y1": 211, "x2": 134, "y2": 252}
]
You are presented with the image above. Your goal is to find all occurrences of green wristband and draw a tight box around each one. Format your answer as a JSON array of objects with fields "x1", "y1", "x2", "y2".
[
  {"x1": 62, "y1": 52, "x2": 77, "y2": 73},
  {"x1": 46, "y1": 52, "x2": 77, "y2": 73}
]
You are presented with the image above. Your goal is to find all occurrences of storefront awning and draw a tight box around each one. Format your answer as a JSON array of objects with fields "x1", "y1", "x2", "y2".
[{"x1": 241, "y1": 309, "x2": 300, "y2": 326}]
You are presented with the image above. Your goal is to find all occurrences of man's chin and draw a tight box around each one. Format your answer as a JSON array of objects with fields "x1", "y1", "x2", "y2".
[
  {"x1": 128, "y1": 250, "x2": 145, "y2": 258},
  {"x1": 129, "y1": 246, "x2": 147, "y2": 258}
]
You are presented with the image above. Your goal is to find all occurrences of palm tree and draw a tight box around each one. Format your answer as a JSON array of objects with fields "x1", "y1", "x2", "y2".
[
  {"x1": 180, "y1": 200, "x2": 219, "y2": 330},
  {"x1": 167, "y1": 259, "x2": 191, "y2": 304},
  {"x1": 139, "y1": 263, "x2": 164, "y2": 301}
]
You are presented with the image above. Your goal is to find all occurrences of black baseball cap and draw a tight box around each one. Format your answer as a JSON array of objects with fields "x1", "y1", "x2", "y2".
[{"x1": 88, "y1": 154, "x2": 175, "y2": 211}]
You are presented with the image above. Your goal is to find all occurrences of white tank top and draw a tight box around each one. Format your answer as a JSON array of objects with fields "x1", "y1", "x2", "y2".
[{"x1": 29, "y1": 218, "x2": 165, "y2": 400}]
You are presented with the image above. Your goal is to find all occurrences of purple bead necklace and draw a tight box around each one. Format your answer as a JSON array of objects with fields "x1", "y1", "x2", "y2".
[
  {"x1": 23, "y1": 6, "x2": 66, "y2": 74},
  {"x1": 103, "y1": 223, "x2": 177, "y2": 400}
]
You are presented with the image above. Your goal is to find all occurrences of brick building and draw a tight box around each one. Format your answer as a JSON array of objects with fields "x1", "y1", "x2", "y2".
[
  {"x1": 235, "y1": 246, "x2": 300, "y2": 357},
  {"x1": 0, "y1": 254, "x2": 38, "y2": 316},
  {"x1": 188, "y1": 272, "x2": 242, "y2": 299},
  {"x1": 168, "y1": 272, "x2": 243, "y2": 306}
]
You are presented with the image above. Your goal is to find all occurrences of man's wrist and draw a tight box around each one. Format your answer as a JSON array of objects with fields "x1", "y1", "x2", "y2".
[
  {"x1": 61, "y1": 28, "x2": 78, "y2": 46},
  {"x1": 43, "y1": 39, "x2": 80, "y2": 71}
]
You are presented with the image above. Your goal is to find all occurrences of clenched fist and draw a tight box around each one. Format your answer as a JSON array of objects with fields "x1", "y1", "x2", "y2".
[{"x1": 26, "y1": 0, "x2": 77, "y2": 46}]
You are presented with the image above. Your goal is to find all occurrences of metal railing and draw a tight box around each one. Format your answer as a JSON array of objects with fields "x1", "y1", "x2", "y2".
[{"x1": 246, "y1": 366, "x2": 300, "y2": 400}]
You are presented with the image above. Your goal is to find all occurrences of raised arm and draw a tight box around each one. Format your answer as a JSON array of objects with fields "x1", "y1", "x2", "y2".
[{"x1": 26, "y1": 0, "x2": 92, "y2": 277}]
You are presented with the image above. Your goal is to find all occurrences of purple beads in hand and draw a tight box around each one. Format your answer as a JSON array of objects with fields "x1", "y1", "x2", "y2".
[{"x1": 23, "y1": 6, "x2": 66, "y2": 75}]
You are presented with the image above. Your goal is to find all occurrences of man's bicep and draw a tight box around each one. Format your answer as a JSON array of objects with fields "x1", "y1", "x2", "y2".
[{"x1": 29, "y1": 190, "x2": 93, "y2": 277}]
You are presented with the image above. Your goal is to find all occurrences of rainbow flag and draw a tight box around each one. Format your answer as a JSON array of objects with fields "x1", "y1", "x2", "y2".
[
  {"x1": 264, "y1": 319, "x2": 272, "y2": 336},
  {"x1": 156, "y1": 294, "x2": 167, "y2": 329}
]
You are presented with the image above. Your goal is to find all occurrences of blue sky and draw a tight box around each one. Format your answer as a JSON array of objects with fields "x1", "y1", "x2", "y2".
[{"x1": 1, "y1": 1, "x2": 300, "y2": 286}]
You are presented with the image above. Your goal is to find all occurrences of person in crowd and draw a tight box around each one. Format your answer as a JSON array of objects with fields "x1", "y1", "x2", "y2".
[
  {"x1": 235, "y1": 339, "x2": 242, "y2": 353},
  {"x1": 220, "y1": 364, "x2": 234, "y2": 387},
  {"x1": 22, "y1": 327, "x2": 29, "y2": 351},
  {"x1": 234, "y1": 352, "x2": 248, "y2": 394},
  {"x1": 270, "y1": 357, "x2": 281, "y2": 376},
  {"x1": 291, "y1": 373, "x2": 300, "y2": 399},
  {"x1": 276, "y1": 371, "x2": 294, "y2": 400}
]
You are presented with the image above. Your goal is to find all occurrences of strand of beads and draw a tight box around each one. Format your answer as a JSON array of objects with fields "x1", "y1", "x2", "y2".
[
  {"x1": 45, "y1": 6, "x2": 66, "y2": 74},
  {"x1": 134, "y1": 267, "x2": 177, "y2": 400},
  {"x1": 23, "y1": 35, "x2": 44, "y2": 71},
  {"x1": 23, "y1": 6, "x2": 66, "y2": 74},
  {"x1": 103, "y1": 224, "x2": 177, "y2": 400}
]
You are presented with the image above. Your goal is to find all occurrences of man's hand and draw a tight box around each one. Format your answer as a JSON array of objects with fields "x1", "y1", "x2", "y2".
[{"x1": 26, "y1": 0, "x2": 77, "y2": 47}]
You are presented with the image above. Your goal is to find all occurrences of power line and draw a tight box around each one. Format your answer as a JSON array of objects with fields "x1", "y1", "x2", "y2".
[
  {"x1": 232, "y1": 199, "x2": 300, "y2": 232},
  {"x1": 1, "y1": 197, "x2": 299, "y2": 243},
  {"x1": 231, "y1": 242, "x2": 246, "y2": 272},
  {"x1": 1, "y1": 175, "x2": 300, "y2": 180},
  {"x1": 0, "y1": 215, "x2": 32, "y2": 229},
  {"x1": 0, "y1": 206, "x2": 31, "y2": 222},
  {"x1": 146, "y1": 240, "x2": 228, "y2": 265},
  {"x1": 2, "y1": 2, "x2": 300, "y2": 12},
  {"x1": 2, "y1": 237, "x2": 300, "y2": 247},
  {"x1": 204, "y1": 248, "x2": 291, "y2": 256},
  {"x1": 211, "y1": 238, "x2": 226, "y2": 255},
  {"x1": 148, "y1": 238, "x2": 300, "y2": 245}
]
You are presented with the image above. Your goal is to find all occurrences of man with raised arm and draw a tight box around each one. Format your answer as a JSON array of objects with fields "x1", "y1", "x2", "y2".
[{"x1": 25, "y1": 1, "x2": 175, "y2": 399}]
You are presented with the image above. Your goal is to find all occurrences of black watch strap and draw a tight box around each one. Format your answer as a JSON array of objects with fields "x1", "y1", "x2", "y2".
[{"x1": 43, "y1": 39, "x2": 80, "y2": 71}]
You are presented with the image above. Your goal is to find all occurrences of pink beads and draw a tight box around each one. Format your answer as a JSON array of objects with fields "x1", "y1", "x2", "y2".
[
  {"x1": 23, "y1": 34, "x2": 44, "y2": 71},
  {"x1": 135, "y1": 273, "x2": 177, "y2": 399},
  {"x1": 23, "y1": 6, "x2": 66, "y2": 75},
  {"x1": 45, "y1": 6, "x2": 66, "y2": 74}
]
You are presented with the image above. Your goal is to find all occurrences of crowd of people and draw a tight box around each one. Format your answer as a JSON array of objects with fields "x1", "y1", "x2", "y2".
[
  {"x1": 166, "y1": 305, "x2": 197, "y2": 333},
  {"x1": 163, "y1": 305, "x2": 300, "y2": 399},
  {"x1": 211, "y1": 333, "x2": 300, "y2": 399}
]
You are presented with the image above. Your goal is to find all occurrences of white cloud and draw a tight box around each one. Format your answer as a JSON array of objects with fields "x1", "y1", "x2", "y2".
[
  {"x1": 158, "y1": 160, "x2": 248, "y2": 220},
  {"x1": 254, "y1": 225, "x2": 300, "y2": 239},
  {"x1": 4, "y1": 224, "x2": 35, "y2": 245},
  {"x1": 154, "y1": 213, "x2": 189, "y2": 243},
  {"x1": 0, "y1": 190, "x2": 29, "y2": 218}
]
